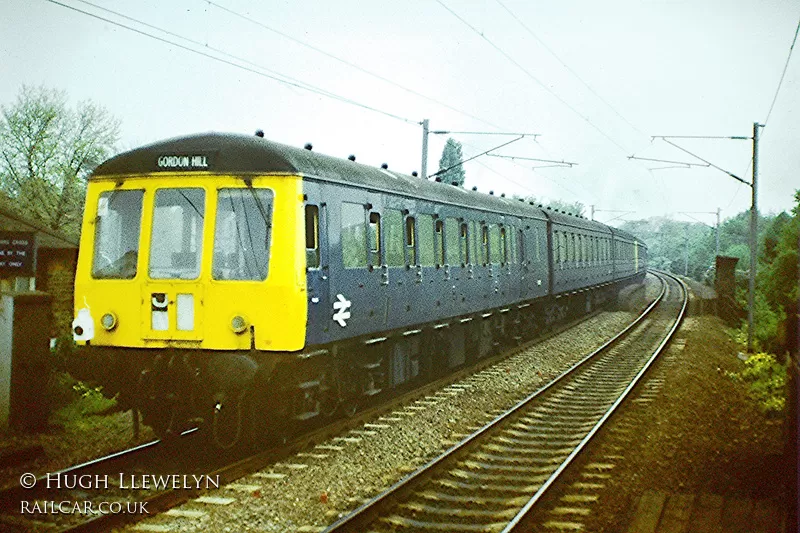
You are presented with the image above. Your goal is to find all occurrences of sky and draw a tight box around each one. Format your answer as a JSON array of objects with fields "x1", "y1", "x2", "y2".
[{"x1": 1, "y1": 0, "x2": 798, "y2": 227}]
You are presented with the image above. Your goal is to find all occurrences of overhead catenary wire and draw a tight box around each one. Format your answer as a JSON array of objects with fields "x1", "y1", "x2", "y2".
[
  {"x1": 493, "y1": 0, "x2": 649, "y2": 140},
  {"x1": 46, "y1": 0, "x2": 418, "y2": 125},
  {"x1": 764, "y1": 16, "x2": 800, "y2": 126},
  {"x1": 725, "y1": 16, "x2": 799, "y2": 212},
  {"x1": 203, "y1": 0, "x2": 506, "y2": 131},
  {"x1": 434, "y1": 0, "x2": 633, "y2": 156}
]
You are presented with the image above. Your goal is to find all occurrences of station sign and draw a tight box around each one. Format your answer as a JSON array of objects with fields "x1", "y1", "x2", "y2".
[{"x1": 0, "y1": 232, "x2": 36, "y2": 277}]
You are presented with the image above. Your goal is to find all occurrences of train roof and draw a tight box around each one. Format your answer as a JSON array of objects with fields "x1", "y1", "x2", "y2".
[
  {"x1": 94, "y1": 133, "x2": 552, "y2": 220},
  {"x1": 92, "y1": 132, "x2": 620, "y2": 230},
  {"x1": 546, "y1": 210, "x2": 614, "y2": 235}
]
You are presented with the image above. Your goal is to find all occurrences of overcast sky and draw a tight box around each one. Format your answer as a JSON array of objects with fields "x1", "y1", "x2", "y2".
[{"x1": 2, "y1": 0, "x2": 798, "y2": 226}]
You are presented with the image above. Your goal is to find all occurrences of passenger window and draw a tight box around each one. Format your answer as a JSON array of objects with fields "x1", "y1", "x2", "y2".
[
  {"x1": 500, "y1": 227, "x2": 508, "y2": 264},
  {"x1": 342, "y1": 202, "x2": 366, "y2": 268},
  {"x1": 418, "y1": 214, "x2": 435, "y2": 267},
  {"x1": 471, "y1": 221, "x2": 479, "y2": 264},
  {"x1": 445, "y1": 218, "x2": 460, "y2": 266},
  {"x1": 435, "y1": 219, "x2": 445, "y2": 266},
  {"x1": 304, "y1": 205, "x2": 320, "y2": 269},
  {"x1": 460, "y1": 223, "x2": 469, "y2": 266},
  {"x1": 489, "y1": 224, "x2": 501, "y2": 264},
  {"x1": 517, "y1": 229, "x2": 525, "y2": 263},
  {"x1": 384, "y1": 209, "x2": 404, "y2": 267},
  {"x1": 566, "y1": 233, "x2": 573, "y2": 263},
  {"x1": 368, "y1": 212, "x2": 381, "y2": 266},
  {"x1": 481, "y1": 224, "x2": 489, "y2": 265},
  {"x1": 584, "y1": 236, "x2": 589, "y2": 264},
  {"x1": 555, "y1": 231, "x2": 561, "y2": 265},
  {"x1": 507, "y1": 225, "x2": 515, "y2": 264},
  {"x1": 405, "y1": 216, "x2": 416, "y2": 265}
]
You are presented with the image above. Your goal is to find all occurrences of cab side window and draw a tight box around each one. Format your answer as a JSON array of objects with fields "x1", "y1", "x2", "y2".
[{"x1": 305, "y1": 204, "x2": 320, "y2": 269}]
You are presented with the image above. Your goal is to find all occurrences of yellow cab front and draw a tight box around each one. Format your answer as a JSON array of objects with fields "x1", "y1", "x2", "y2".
[{"x1": 73, "y1": 173, "x2": 307, "y2": 352}]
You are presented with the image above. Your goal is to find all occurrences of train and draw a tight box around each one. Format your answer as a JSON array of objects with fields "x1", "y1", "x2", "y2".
[{"x1": 71, "y1": 132, "x2": 647, "y2": 449}]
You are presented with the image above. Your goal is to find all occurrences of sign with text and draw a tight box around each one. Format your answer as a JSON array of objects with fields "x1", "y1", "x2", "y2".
[{"x1": 0, "y1": 232, "x2": 36, "y2": 277}]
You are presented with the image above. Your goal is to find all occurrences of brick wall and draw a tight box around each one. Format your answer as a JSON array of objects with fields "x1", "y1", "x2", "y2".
[{"x1": 36, "y1": 249, "x2": 78, "y2": 338}]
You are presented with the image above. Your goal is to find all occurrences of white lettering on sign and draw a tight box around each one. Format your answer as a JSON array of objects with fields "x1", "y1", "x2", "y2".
[
  {"x1": 332, "y1": 294, "x2": 351, "y2": 327},
  {"x1": 157, "y1": 155, "x2": 209, "y2": 169}
]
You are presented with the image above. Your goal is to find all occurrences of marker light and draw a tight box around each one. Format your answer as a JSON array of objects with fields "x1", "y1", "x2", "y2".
[
  {"x1": 101, "y1": 312, "x2": 118, "y2": 331},
  {"x1": 231, "y1": 315, "x2": 248, "y2": 334}
]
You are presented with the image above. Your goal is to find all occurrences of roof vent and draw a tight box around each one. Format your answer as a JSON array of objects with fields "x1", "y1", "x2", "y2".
[
  {"x1": 381, "y1": 163, "x2": 388, "y2": 169},
  {"x1": 489, "y1": 190, "x2": 494, "y2": 195},
  {"x1": 500, "y1": 193, "x2": 506, "y2": 197},
  {"x1": 304, "y1": 143, "x2": 313, "y2": 151},
  {"x1": 472, "y1": 186, "x2": 478, "y2": 191},
  {"x1": 411, "y1": 171, "x2": 418, "y2": 177},
  {"x1": 255, "y1": 129, "x2": 264, "y2": 138},
  {"x1": 547, "y1": 206, "x2": 551, "y2": 210},
  {"x1": 435, "y1": 176, "x2": 442, "y2": 182},
  {"x1": 451, "y1": 181, "x2": 459, "y2": 186},
  {"x1": 538, "y1": 204, "x2": 542, "y2": 208},
  {"x1": 348, "y1": 155, "x2": 356, "y2": 161},
  {"x1": 518, "y1": 198, "x2": 524, "y2": 202}
]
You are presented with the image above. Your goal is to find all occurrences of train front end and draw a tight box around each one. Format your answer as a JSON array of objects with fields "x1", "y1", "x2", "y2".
[{"x1": 71, "y1": 136, "x2": 308, "y2": 445}]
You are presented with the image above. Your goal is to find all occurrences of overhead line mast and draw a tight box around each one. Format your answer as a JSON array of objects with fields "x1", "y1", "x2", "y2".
[{"x1": 653, "y1": 126, "x2": 762, "y2": 352}]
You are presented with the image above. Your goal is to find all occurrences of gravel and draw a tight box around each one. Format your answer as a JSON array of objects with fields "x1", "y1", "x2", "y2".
[{"x1": 123, "y1": 276, "x2": 659, "y2": 533}]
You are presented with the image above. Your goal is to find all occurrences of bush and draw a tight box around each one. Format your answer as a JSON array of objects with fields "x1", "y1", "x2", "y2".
[
  {"x1": 728, "y1": 353, "x2": 787, "y2": 415},
  {"x1": 734, "y1": 288, "x2": 785, "y2": 353},
  {"x1": 47, "y1": 372, "x2": 118, "y2": 429}
]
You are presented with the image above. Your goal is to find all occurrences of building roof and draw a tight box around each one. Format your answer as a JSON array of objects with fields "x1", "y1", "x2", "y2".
[{"x1": 0, "y1": 199, "x2": 79, "y2": 249}]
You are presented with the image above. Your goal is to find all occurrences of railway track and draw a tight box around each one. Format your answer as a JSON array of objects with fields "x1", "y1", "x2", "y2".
[
  {"x1": 322, "y1": 271, "x2": 687, "y2": 533},
  {"x1": 0, "y1": 279, "x2": 657, "y2": 533}
]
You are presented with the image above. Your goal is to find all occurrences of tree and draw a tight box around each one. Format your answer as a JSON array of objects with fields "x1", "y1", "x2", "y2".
[
  {"x1": 0, "y1": 85, "x2": 120, "y2": 238},
  {"x1": 436, "y1": 137, "x2": 466, "y2": 186},
  {"x1": 515, "y1": 194, "x2": 584, "y2": 216},
  {"x1": 547, "y1": 199, "x2": 585, "y2": 217}
]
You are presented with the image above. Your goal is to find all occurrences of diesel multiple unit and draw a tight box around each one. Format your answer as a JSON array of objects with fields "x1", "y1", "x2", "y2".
[{"x1": 72, "y1": 133, "x2": 647, "y2": 448}]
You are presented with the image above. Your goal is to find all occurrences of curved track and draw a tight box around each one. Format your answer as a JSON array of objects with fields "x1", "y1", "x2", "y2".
[
  {"x1": 0, "y1": 277, "x2": 662, "y2": 533},
  {"x1": 322, "y1": 271, "x2": 687, "y2": 533}
]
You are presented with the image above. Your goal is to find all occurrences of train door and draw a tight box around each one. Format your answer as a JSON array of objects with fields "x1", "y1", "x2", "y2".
[
  {"x1": 328, "y1": 189, "x2": 387, "y2": 338},
  {"x1": 518, "y1": 225, "x2": 529, "y2": 299},
  {"x1": 140, "y1": 187, "x2": 206, "y2": 342},
  {"x1": 303, "y1": 181, "x2": 331, "y2": 346},
  {"x1": 383, "y1": 202, "x2": 416, "y2": 330}
]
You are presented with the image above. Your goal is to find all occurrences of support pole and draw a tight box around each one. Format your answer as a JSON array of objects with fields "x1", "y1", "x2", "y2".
[
  {"x1": 421, "y1": 119, "x2": 429, "y2": 179},
  {"x1": 747, "y1": 122, "x2": 761, "y2": 352}
]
